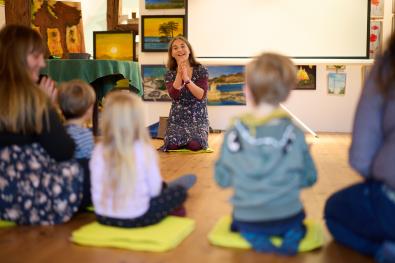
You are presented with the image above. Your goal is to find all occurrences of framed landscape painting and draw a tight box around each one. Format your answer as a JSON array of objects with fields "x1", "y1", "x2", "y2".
[
  {"x1": 296, "y1": 65, "x2": 316, "y2": 90},
  {"x1": 93, "y1": 31, "x2": 136, "y2": 61},
  {"x1": 142, "y1": 65, "x2": 171, "y2": 101},
  {"x1": 141, "y1": 15, "x2": 186, "y2": 52},
  {"x1": 206, "y1": 66, "x2": 246, "y2": 106},
  {"x1": 145, "y1": 0, "x2": 185, "y2": 9}
]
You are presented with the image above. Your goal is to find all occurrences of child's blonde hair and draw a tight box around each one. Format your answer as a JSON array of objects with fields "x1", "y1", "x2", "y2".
[
  {"x1": 245, "y1": 53, "x2": 296, "y2": 105},
  {"x1": 100, "y1": 91, "x2": 153, "y2": 210},
  {"x1": 57, "y1": 80, "x2": 96, "y2": 120}
]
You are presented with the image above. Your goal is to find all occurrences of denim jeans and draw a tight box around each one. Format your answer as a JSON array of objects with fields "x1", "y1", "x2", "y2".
[{"x1": 324, "y1": 180, "x2": 395, "y2": 256}]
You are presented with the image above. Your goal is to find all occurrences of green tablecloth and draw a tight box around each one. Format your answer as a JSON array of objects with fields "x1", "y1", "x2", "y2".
[{"x1": 42, "y1": 59, "x2": 143, "y2": 96}]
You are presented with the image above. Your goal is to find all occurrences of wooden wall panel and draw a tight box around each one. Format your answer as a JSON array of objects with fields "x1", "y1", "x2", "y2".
[{"x1": 5, "y1": 0, "x2": 31, "y2": 26}]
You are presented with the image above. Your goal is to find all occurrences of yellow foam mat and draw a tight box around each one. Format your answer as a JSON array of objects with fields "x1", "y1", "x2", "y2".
[
  {"x1": 208, "y1": 216, "x2": 324, "y2": 252},
  {"x1": 0, "y1": 220, "x2": 16, "y2": 228},
  {"x1": 71, "y1": 216, "x2": 195, "y2": 252},
  {"x1": 167, "y1": 147, "x2": 214, "y2": 153}
]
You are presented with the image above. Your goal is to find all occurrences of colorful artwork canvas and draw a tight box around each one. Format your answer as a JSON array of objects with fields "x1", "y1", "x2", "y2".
[
  {"x1": 328, "y1": 73, "x2": 346, "y2": 95},
  {"x1": 141, "y1": 15, "x2": 185, "y2": 52},
  {"x1": 207, "y1": 66, "x2": 246, "y2": 106},
  {"x1": 142, "y1": 65, "x2": 171, "y2": 101},
  {"x1": 31, "y1": 0, "x2": 85, "y2": 58},
  {"x1": 296, "y1": 65, "x2": 316, "y2": 90},
  {"x1": 93, "y1": 31, "x2": 135, "y2": 61},
  {"x1": 370, "y1": 21, "x2": 382, "y2": 59},
  {"x1": 145, "y1": 0, "x2": 185, "y2": 9},
  {"x1": 371, "y1": 0, "x2": 384, "y2": 18}
]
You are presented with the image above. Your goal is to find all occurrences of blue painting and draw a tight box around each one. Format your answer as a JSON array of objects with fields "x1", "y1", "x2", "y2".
[
  {"x1": 145, "y1": 0, "x2": 185, "y2": 9},
  {"x1": 328, "y1": 73, "x2": 346, "y2": 95},
  {"x1": 142, "y1": 65, "x2": 170, "y2": 101},
  {"x1": 206, "y1": 66, "x2": 246, "y2": 106}
]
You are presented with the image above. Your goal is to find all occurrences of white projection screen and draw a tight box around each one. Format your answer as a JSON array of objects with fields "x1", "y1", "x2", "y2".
[{"x1": 187, "y1": 0, "x2": 370, "y2": 59}]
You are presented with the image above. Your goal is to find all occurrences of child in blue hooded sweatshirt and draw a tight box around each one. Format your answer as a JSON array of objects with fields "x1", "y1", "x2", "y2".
[{"x1": 214, "y1": 53, "x2": 317, "y2": 255}]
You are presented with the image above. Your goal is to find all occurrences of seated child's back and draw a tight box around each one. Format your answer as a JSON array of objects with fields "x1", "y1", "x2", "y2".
[{"x1": 215, "y1": 53, "x2": 317, "y2": 255}]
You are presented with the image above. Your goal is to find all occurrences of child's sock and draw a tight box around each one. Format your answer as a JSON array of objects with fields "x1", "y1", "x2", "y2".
[
  {"x1": 277, "y1": 224, "x2": 306, "y2": 256},
  {"x1": 168, "y1": 174, "x2": 197, "y2": 190},
  {"x1": 375, "y1": 241, "x2": 395, "y2": 263},
  {"x1": 241, "y1": 231, "x2": 278, "y2": 253},
  {"x1": 169, "y1": 205, "x2": 186, "y2": 217}
]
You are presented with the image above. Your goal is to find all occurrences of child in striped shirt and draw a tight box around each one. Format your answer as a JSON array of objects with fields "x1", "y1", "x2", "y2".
[{"x1": 57, "y1": 79, "x2": 96, "y2": 209}]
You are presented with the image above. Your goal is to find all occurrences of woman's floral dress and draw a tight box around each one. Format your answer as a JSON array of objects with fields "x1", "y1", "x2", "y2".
[
  {"x1": 161, "y1": 65, "x2": 209, "y2": 151},
  {"x1": 0, "y1": 143, "x2": 83, "y2": 225}
]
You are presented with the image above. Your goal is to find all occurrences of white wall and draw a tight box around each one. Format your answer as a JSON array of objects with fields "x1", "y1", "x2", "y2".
[{"x1": 140, "y1": 0, "x2": 394, "y2": 133}]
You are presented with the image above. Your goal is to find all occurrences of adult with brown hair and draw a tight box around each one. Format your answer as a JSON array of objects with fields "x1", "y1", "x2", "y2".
[
  {"x1": 160, "y1": 36, "x2": 209, "y2": 152},
  {"x1": 0, "y1": 25, "x2": 83, "y2": 225}
]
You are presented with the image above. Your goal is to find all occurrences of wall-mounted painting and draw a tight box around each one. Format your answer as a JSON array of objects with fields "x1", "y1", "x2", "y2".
[
  {"x1": 327, "y1": 73, "x2": 346, "y2": 95},
  {"x1": 93, "y1": 31, "x2": 136, "y2": 61},
  {"x1": 142, "y1": 65, "x2": 171, "y2": 101},
  {"x1": 296, "y1": 65, "x2": 316, "y2": 90},
  {"x1": 370, "y1": 21, "x2": 382, "y2": 59},
  {"x1": 141, "y1": 15, "x2": 186, "y2": 52},
  {"x1": 371, "y1": 0, "x2": 384, "y2": 18},
  {"x1": 206, "y1": 66, "x2": 246, "y2": 106},
  {"x1": 32, "y1": 0, "x2": 85, "y2": 58},
  {"x1": 145, "y1": 0, "x2": 185, "y2": 9}
]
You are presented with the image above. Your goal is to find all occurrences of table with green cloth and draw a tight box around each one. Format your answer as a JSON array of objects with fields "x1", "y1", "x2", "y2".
[{"x1": 41, "y1": 59, "x2": 143, "y2": 96}]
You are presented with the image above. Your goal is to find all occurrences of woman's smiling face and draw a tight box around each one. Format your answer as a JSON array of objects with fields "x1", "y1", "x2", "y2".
[
  {"x1": 171, "y1": 39, "x2": 190, "y2": 62},
  {"x1": 27, "y1": 50, "x2": 45, "y2": 82}
]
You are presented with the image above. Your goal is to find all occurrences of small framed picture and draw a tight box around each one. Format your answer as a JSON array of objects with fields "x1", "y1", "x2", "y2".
[
  {"x1": 142, "y1": 64, "x2": 171, "y2": 101},
  {"x1": 141, "y1": 15, "x2": 186, "y2": 52},
  {"x1": 93, "y1": 31, "x2": 136, "y2": 61},
  {"x1": 371, "y1": 0, "x2": 384, "y2": 18},
  {"x1": 295, "y1": 65, "x2": 316, "y2": 90},
  {"x1": 327, "y1": 73, "x2": 346, "y2": 95},
  {"x1": 145, "y1": 0, "x2": 185, "y2": 9},
  {"x1": 369, "y1": 21, "x2": 382, "y2": 59}
]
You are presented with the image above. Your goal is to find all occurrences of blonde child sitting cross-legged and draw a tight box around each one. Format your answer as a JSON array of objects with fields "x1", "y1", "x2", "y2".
[
  {"x1": 90, "y1": 91, "x2": 196, "y2": 227},
  {"x1": 214, "y1": 53, "x2": 317, "y2": 255}
]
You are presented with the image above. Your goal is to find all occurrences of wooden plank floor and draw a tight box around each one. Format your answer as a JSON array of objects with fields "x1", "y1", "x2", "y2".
[{"x1": 0, "y1": 133, "x2": 374, "y2": 263}]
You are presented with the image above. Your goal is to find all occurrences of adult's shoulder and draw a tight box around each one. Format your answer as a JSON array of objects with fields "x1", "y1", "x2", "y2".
[{"x1": 195, "y1": 64, "x2": 209, "y2": 78}]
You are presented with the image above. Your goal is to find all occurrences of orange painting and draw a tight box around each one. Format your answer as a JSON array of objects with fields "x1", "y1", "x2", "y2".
[
  {"x1": 31, "y1": 0, "x2": 85, "y2": 58},
  {"x1": 94, "y1": 32, "x2": 135, "y2": 61}
]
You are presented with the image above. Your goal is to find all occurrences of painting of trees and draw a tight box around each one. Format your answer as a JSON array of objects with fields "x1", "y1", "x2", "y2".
[{"x1": 142, "y1": 15, "x2": 185, "y2": 52}]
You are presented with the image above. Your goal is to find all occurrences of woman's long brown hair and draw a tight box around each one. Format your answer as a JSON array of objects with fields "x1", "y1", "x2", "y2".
[
  {"x1": 0, "y1": 25, "x2": 49, "y2": 134},
  {"x1": 166, "y1": 36, "x2": 200, "y2": 71}
]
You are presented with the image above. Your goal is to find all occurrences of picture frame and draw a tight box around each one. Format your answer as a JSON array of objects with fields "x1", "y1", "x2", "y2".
[
  {"x1": 142, "y1": 64, "x2": 171, "y2": 101},
  {"x1": 369, "y1": 21, "x2": 382, "y2": 59},
  {"x1": 327, "y1": 73, "x2": 346, "y2": 95},
  {"x1": 206, "y1": 65, "x2": 246, "y2": 106},
  {"x1": 295, "y1": 65, "x2": 316, "y2": 90},
  {"x1": 371, "y1": 0, "x2": 384, "y2": 18},
  {"x1": 93, "y1": 31, "x2": 136, "y2": 61},
  {"x1": 145, "y1": 0, "x2": 185, "y2": 9},
  {"x1": 141, "y1": 15, "x2": 186, "y2": 52}
]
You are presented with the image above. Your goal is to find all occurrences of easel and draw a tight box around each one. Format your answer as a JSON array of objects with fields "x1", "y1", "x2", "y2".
[{"x1": 280, "y1": 104, "x2": 319, "y2": 138}]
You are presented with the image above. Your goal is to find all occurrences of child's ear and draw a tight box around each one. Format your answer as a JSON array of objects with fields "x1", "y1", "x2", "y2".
[
  {"x1": 243, "y1": 84, "x2": 255, "y2": 106},
  {"x1": 84, "y1": 105, "x2": 94, "y2": 121}
]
